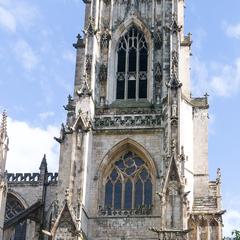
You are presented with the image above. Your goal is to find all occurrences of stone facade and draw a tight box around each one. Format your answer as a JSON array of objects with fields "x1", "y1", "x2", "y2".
[{"x1": 0, "y1": 0, "x2": 224, "y2": 239}]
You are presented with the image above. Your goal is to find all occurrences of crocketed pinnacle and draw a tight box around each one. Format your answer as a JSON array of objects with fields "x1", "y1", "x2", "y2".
[{"x1": 0, "y1": 111, "x2": 7, "y2": 139}]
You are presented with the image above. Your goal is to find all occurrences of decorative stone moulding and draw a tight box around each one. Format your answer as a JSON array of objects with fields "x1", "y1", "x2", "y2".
[
  {"x1": 98, "y1": 205, "x2": 152, "y2": 216},
  {"x1": 94, "y1": 114, "x2": 162, "y2": 130}
]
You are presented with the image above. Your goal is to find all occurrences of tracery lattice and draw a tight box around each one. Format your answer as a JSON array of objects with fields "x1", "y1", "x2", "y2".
[
  {"x1": 5, "y1": 195, "x2": 24, "y2": 222},
  {"x1": 116, "y1": 27, "x2": 148, "y2": 100},
  {"x1": 104, "y1": 151, "x2": 152, "y2": 210}
]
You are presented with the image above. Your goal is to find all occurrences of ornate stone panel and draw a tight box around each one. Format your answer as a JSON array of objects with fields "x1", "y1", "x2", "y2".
[{"x1": 94, "y1": 114, "x2": 162, "y2": 130}]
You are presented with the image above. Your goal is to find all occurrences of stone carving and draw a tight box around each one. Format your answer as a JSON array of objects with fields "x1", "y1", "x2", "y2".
[
  {"x1": 171, "y1": 99, "x2": 178, "y2": 118},
  {"x1": 99, "y1": 205, "x2": 152, "y2": 216},
  {"x1": 100, "y1": 30, "x2": 111, "y2": 49},
  {"x1": 171, "y1": 14, "x2": 182, "y2": 34},
  {"x1": 216, "y1": 168, "x2": 221, "y2": 183},
  {"x1": 63, "y1": 95, "x2": 75, "y2": 112},
  {"x1": 94, "y1": 114, "x2": 161, "y2": 129},
  {"x1": 76, "y1": 80, "x2": 92, "y2": 98},
  {"x1": 99, "y1": 64, "x2": 107, "y2": 82},
  {"x1": 149, "y1": 228, "x2": 190, "y2": 240},
  {"x1": 154, "y1": 28, "x2": 163, "y2": 50},
  {"x1": 95, "y1": 108, "x2": 162, "y2": 116},
  {"x1": 155, "y1": 62, "x2": 162, "y2": 83},
  {"x1": 85, "y1": 17, "x2": 95, "y2": 37},
  {"x1": 85, "y1": 54, "x2": 92, "y2": 75},
  {"x1": 166, "y1": 51, "x2": 182, "y2": 89},
  {"x1": 73, "y1": 34, "x2": 84, "y2": 49},
  {"x1": 54, "y1": 123, "x2": 73, "y2": 144}
]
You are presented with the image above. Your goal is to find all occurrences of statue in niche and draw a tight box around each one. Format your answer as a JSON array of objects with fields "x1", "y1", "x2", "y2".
[
  {"x1": 154, "y1": 28, "x2": 163, "y2": 50},
  {"x1": 171, "y1": 99, "x2": 177, "y2": 118},
  {"x1": 100, "y1": 30, "x2": 111, "y2": 49}
]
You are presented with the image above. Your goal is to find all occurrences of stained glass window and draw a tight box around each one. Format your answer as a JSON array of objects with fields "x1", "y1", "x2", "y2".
[
  {"x1": 104, "y1": 151, "x2": 152, "y2": 210},
  {"x1": 116, "y1": 27, "x2": 148, "y2": 100}
]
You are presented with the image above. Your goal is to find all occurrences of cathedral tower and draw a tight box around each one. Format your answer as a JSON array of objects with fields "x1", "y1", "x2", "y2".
[
  {"x1": 54, "y1": 0, "x2": 224, "y2": 239},
  {"x1": 0, "y1": 0, "x2": 224, "y2": 239}
]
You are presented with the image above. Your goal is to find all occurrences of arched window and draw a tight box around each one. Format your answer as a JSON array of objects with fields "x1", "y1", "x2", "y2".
[
  {"x1": 5, "y1": 194, "x2": 27, "y2": 240},
  {"x1": 104, "y1": 151, "x2": 152, "y2": 211},
  {"x1": 116, "y1": 27, "x2": 148, "y2": 100}
]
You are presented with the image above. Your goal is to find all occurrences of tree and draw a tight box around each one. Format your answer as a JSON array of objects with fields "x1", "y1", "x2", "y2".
[{"x1": 232, "y1": 230, "x2": 240, "y2": 240}]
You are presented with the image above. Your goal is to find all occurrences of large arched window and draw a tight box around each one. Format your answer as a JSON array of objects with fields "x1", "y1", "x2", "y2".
[
  {"x1": 116, "y1": 27, "x2": 148, "y2": 100},
  {"x1": 104, "y1": 151, "x2": 152, "y2": 211},
  {"x1": 5, "y1": 194, "x2": 27, "y2": 240}
]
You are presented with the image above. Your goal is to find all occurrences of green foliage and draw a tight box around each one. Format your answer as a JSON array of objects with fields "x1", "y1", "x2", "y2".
[{"x1": 232, "y1": 230, "x2": 240, "y2": 240}]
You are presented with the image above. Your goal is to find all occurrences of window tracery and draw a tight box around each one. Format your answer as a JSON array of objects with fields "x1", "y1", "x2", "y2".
[
  {"x1": 5, "y1": 194, "x2": 27, "y2": 240},
  {"x1": 5, "y1": 194, "x2": 25, "y2": 222},
  {"x1": 116, "y1": 27, "x2": 148, "y2": 100},
  {"x1": 104, "y1": 151, "x2": 152, "y2": 212}
]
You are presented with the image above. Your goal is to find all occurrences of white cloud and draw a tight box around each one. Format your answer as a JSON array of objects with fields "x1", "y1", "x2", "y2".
[
  {"x1": 0, "y1": 6, "x2": 16, "y2": 32},
  {"x1": 0, "y1": 0, "x2": 40, "y2": 33},
  {"x1": 224, "y1": 209, "x2": 240, "y2": 237},
  {"x1": 191, "y1": 56, "x2": 240, "y2": 97},
  {"x1": 6, "y1": 118, "x2": 59, "y2": 173},
  {"x1": 223, "y1": 195, "x2": 240, "y2": 237},
  {"x1": 225, "y1": 23, "x2": 240, "y2": 39},
  {"x1": 39, "y1": 111, "x2": 55, "y2": 121},
  {"x1": 13, "y1": 39, "x2": 39, "y2": 71}
]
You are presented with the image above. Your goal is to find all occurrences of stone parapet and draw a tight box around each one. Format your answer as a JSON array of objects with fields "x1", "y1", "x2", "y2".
[{"x1": 7, "y1": 172, "x2": 58, "y2": 185}]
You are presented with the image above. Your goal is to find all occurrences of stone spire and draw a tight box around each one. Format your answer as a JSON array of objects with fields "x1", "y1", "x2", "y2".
[
  {"x1": 0, "y1": 111, "x2": 8, "y2": 142},
  {"x1": 0, "y1": 111, "x2": 9, "y2": 175}
]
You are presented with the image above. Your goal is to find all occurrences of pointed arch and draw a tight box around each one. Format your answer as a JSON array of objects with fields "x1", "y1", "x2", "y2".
[
  {"x1": 162, "y1": 157, "x2": 182, "y2": 194},
  {"x1": 209, "y1": 218, "x2": 219, "y2": 240},
  {"x1": 5, "y1": 192, "x2": 28, "y2": 240},
  {"x1": 107, "y1": 16, "x2": 154, "y2": 103},
  {"x1": 51, "y1": 201, "x2": 78, "y2": 238},
  {"x1": 112, "y1": 15, "x2": 152, "y2": 51},
  {"x1": 7, "y1": 190, "x2": 29, "y2": 209},
  {"x1": 96, "y1": 138, "x2": 158, "y2": 180},
  {"x1": 97, "y1": 138, "x2": 158, "y2": 212}
]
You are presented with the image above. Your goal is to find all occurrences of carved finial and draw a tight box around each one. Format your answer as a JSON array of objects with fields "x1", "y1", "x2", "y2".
[
  {"x1": 0, "y1": 111, "x2": 7, "y2": 138},
  {"x1": 171, "y1": 139, "x2": 176, "y2": 154},
  {"x1": 204, "y1": 92, "x2": 209, "y2": 104},
  {"x1": 216, "y1": 168, "x2": 221, "y2": 183},
  {"x1": 40, "y1": 154, "x2": 47, "y2": 170},
  {"x1": 65, "y1": 187, "x2": 71, "y2": 202},
  {"x1": 73, "y1": 34, "x2": 85, "y2": 49}
]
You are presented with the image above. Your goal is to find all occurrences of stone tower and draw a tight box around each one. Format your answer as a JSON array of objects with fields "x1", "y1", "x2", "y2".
[
  {"x1": 54, "y1": 0, "x2": 224, "y2": 239},
  {"x1": 0, "y1": 0, "x2": 224, "y2": 239}
]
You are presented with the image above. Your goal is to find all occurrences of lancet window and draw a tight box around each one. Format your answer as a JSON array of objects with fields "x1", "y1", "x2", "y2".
[
  {"x1": 116, "y1": 27, "x2": 148, "y2": 100},
  {"x1": 104, "y1": 151, "x2": 152, "y2": 210}
]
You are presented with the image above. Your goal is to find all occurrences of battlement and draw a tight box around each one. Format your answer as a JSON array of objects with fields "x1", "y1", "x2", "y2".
[{"x1": 7, "y1": 172, "x2": 58, "y2": 184}]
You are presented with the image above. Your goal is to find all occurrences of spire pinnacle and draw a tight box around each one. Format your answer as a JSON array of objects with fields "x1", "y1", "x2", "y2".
[
  {"x1": 0, "y1": 111, "x2": 7, "y2": 140},
  {"x1": 39, "y1": 154, "x2": 48, "y2": 171}
]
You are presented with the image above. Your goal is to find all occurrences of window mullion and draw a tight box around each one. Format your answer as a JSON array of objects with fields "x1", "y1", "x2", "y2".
[
  {"x1": 122, "y1": 177, "x2": 125, "y2": 209},
  {"x1": 136, "y1": 38, "x2": 140, "y2": 101},
  {"x1": 132, "y1": 178, "x2": 135, "y2": 209},
  {"x1": 142, "y1": 180, "x2": 145, "y2": 206},
  {"x1": 112, "y1": 182, "x2": 115, "y2": 208},
  {"x1": 125, "y1": 38, "x2": 129, "y2": 100}
]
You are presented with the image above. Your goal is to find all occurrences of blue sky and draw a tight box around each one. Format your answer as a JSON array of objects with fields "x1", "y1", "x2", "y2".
[{"x1": 0, "y1": 0, "x2": 239, "y2": 236}]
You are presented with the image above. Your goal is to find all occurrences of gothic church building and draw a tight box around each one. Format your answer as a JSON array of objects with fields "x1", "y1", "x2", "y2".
[{"x1": 0, "y1": 0, "x2": 224, "y2": 239}]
